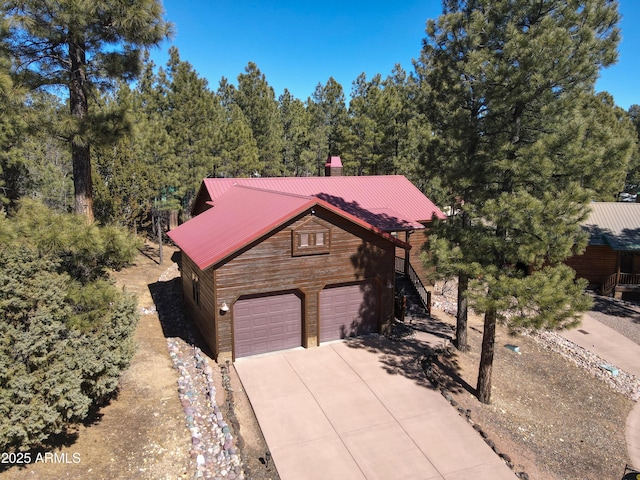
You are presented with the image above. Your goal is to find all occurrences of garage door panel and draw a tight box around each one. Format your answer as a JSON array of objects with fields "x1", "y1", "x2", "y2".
[
  {"x1": 320, "y1": 282, "x2": 377, "y2": 343},
  {"x1": 234, "y1": 293, "x2": 302, "y2": 358}
]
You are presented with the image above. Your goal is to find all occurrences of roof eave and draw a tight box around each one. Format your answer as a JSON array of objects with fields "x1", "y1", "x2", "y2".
[
  {"x1": 195, "y1": 199, "x2": 318, "y2": 271},
  {"x1": 179, "y1": 198, "x2": 412, "y2": 271}
]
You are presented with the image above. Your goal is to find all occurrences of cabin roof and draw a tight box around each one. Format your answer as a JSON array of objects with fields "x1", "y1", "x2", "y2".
[
  {"x1": 168, "y1": 185, "x2": 410, "y2": 270},
  {"x1": 583, "y1": 202, "x2": 640, "y2": 251},
  {"x1": 194, "y1": 175, "x2": 446, "y2": 230}
]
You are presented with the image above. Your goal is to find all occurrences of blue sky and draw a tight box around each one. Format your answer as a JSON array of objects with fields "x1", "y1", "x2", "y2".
[{"x1": 151, "y1": 1, "x2": 639, "y2": 110}]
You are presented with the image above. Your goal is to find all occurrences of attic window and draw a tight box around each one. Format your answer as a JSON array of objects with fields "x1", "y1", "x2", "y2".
[
  {"x1": 292, "y1": 220, "x2": 330, "y2": 256},
  {"x1": 299, "y1": 233, "x2": 309, "y2": 247}
]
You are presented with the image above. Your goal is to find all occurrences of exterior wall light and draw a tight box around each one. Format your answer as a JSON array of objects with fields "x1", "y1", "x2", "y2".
[{"x1": 220, "y1": 302, "x2": 230, "y2": 313}]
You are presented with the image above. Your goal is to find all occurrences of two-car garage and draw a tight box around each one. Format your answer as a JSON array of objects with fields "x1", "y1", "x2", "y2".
[{"x1": 233, "y1": 282, "x2": 378, "y2": 359}]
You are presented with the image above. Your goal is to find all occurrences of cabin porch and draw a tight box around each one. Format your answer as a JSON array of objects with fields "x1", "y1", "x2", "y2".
[{"x1": 601, "y1": 272, "x2": 640, "y2": 298}]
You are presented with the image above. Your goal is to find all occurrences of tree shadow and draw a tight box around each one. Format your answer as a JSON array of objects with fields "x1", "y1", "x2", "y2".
[
  {"x1": 343, "y1": 234, "x2": 474, "y2": 396},
  {"x1": 608, "y1": 226, "x2": 640, "y2": 251},
  {"x1": 138, "y1": 242, "x2": 161, "y2": 265},
  {"x1": 344, "y1": 316, "x2": 475, "y2": 397},
  {"x1": 148, "y1": 274, "x2": 215, "y2": 360},
  {"x1": 591, "y1": 295, "x2": 640, "y2": 324},
  {"x1": 314, "y1": 193, "x2": 417, "y2": 231}
]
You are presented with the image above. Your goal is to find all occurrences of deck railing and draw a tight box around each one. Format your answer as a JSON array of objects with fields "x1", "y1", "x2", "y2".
[
  {"x1": 394, "y1": 256, "x2": 405, "y2": 274},
  {"x1": 395, "y1": 256, "x2": 431, "y2": 316},
  {"x1": 601, "y1": 272, "x2": 640, "y2": 296}
]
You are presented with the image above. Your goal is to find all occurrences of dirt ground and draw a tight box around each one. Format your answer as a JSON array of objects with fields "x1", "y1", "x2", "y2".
[
  {"x1": 2, "y1": 242, "x2": 637, "y2": 480},
  {"x1": 426, "y1": 307, "x2": 635, "y2": 480}
]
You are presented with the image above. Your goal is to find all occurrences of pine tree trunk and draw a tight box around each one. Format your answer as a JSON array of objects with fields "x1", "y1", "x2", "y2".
[
  {"x1": 71, "y1": 143, "x2": 94, "y2": 222},
  {"x1": 455, "y1": 273, "x2": 469, "y2": 351},
  {"x1": 69, "y1": 36, "x2": 94, "y2": 223},
  {"x1": 476, "y1": 307, "x2": 497, "y2": 404},
  {"x1": 455, "y1": 209, "x2": 471, "y2": 351}
]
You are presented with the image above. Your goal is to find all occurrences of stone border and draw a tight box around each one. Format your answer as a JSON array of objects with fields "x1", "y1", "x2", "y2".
[{"x1": 167, "y1": 339, "x2": 244, "y2": 479}]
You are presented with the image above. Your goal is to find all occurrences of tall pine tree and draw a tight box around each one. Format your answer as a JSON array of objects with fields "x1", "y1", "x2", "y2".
[
  {"x1": 308, "y1": 78, "x2": 349, "y2": 174},
  {"x1": 235, "y1": 63, "x2": 284, "y2": 177},
  {"x1": 1, "y1": 0, "x2": 171, "y2": 222},
  {"x1": 157, "y1": 47, "x2": 223, "y2": 210},
  {"x1": 417, "y1": 0, "x2": 623, "y2": 403},
  {"x1": 279, "y1": 89, "x2": 314, "y2": 176}
]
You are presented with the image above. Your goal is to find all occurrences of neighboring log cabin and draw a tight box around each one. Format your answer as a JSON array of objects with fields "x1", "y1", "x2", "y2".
[
  {"x1": 565, "y1": 202, "x2": 640, "y2": 298},
  {"x1": 168, "y1": 157, "x2": 445, "y2": 362}
]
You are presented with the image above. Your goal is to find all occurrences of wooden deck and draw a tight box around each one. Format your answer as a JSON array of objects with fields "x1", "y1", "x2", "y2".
[{"x1": 602, "y1": 272, "x2": 640, "y2": 297}]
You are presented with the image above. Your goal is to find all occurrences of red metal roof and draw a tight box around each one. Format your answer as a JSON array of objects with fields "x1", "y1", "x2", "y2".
[
  {"x1": 168, "y1": 185, "x2": 410, "y2": 271},
  {"x1": 197, "y1": 175, "x2": 445, "y2": 229}
]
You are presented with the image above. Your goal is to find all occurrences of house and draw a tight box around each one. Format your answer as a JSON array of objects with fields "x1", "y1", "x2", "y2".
[
  {"x1": 565, "y1": 202, "x2": 640, "y2": 297},
  {"x1": 168, "y1": 158, "x2": 445, "y2": 361}
]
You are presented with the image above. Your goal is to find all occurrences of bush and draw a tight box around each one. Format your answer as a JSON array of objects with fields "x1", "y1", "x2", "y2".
[
  {"x1": 11, "y1": 198, "x2": 141, "y2": 282},
  {"x1": 0, "y1": 221, "x2": 139, "y2": 451}
]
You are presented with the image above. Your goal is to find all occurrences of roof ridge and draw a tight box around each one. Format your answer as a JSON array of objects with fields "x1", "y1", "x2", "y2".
[{"x1": 230, "y1": 183, "x2": 315, "y2": 200}]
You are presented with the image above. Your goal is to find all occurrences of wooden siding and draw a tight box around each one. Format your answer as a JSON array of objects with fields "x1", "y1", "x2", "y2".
[
  {"x1": 180, "y1": 254, "x2": 218, "y2": 357},
  {"x1": 212, "y1": 208, "x2": 396, "y2": 362},
  {"x1": 565, "y1": 245, "x2": 619, "y2": 287}
]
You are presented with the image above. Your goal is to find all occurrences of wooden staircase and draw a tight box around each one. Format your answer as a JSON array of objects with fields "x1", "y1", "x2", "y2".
[{"x1": 395, "y1": 256, "x2": 431, "y2": 318}]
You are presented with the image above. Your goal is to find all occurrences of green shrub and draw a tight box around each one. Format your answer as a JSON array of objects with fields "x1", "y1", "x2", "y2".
[
  {"x1": 0, "y1": 234, "x2": 138, "y2": 451},
  {"x1": 12, "y1": 198, "x2": 141, "y2": 283}
]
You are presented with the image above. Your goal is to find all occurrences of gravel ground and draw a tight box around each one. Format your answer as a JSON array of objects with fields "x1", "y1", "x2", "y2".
[{"x1": 589, "y1": 295, "x2": 640, "y2": 346}]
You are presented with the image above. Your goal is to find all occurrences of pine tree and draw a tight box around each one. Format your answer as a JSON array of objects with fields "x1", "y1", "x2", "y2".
[
  {"x1": 308, "y1": 78, "x2": 349, "y2": 174},
  {"x1": 380, "y1": 66, "x2": 419, "y2": 178},
  {"x1": 0, "y1": 201, "x2": 138, "y2": 452},
  {"x1": 624, "y1": 105, "x2": 640, "y2": 194},
  {"x1": 279, "y1": 89, "x2": 314, "y2": 176},
  {"x1": 417, "y1": 0, "x2": 623, "y2": 403},
  {"x1": 1, "y1": 0, "x2": 171, "y2": 222},
  {"x1": 219, "y1": 103, "x2": 260, "y2": 177},
  {"x1": 348, "y1": 73, "x2": 384, "y2": 175},
  {"x1": 0, "y1": 18, "x2": 27, "y2": 207},
  {"x1": 93, "y1": 82, "x2": 160, "y2": 227},
  {"x1": 135, "y1": 54, "x2": 173, "y2": 218},
  {"x1": 157, "y1": 47, "x2": 223, "y2": 209},
  {"x1": 566, "y1": 92, "x2": 637, "y2": 199},
  {"x1": 235, "y1": 62, "x2": 284, "y2": 176},
  {"x1": 17, "y1": 92, "x2": 73, "y2": 211}
]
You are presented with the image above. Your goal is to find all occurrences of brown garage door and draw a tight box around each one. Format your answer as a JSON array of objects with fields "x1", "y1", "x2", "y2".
[
  {"x1": 319, "y1": 281, "x2": 378, "y2": 342},
  {"x1": 234, "y1": 292, "x2": 302, "y2": 358}
]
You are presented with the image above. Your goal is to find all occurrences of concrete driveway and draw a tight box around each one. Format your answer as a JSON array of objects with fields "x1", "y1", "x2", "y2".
[{"x1": 235, "y1": 335, "x2": 516, "y2": 480}]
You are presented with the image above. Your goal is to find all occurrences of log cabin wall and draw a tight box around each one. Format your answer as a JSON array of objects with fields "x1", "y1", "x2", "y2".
[
  {"x1": 564, "y1": 245, "x2": 619, "y2": 287},
  {"x1": 180, "y1": 254, "x2": 218, "y2": 357},
  {"x1": 212, "y1": 208, "x2": 397, "y2": 362}
]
